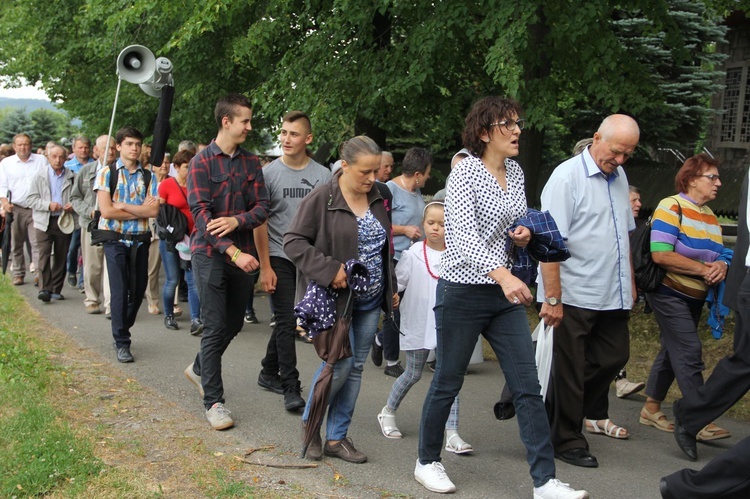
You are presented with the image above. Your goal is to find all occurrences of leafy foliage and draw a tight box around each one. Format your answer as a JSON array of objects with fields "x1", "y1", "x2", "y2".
[{"x1": 0, "y1": 0, "x2": 731, "y2": 168}]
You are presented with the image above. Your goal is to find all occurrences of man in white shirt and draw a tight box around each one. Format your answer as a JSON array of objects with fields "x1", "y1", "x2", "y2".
[
  {"x1": 538, "y1": 114, "x2": 639, "y2": 468},
  {"x1": 0, "y1": 133, "x2": 49, "y2": 285}
]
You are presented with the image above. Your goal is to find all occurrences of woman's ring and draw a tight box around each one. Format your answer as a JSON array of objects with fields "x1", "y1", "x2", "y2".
[{"x1": 513, "y1": 297, "x2": 520, "y2": 304}]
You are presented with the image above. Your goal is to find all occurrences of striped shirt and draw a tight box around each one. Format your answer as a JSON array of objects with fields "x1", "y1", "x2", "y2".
[
  {"x1": 651, "y1": 193, "x2": 730, "y2": 301},
  {"x1": 94, "y1": 159, "x2": 158, "y2": 238}
]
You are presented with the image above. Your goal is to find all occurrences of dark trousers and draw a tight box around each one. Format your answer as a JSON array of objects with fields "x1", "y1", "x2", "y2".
[
  {"x1": 260, "y1": 257, "x2": 299, "y2": 390},
  {"x1": 549, "y1": 305, "x2": 629, "y2": 452},
  {"x1": 66, "y1": 227, "x2": 81, "y2": 275},
  {"x1": 679, "y1": 269, "x2": 750, "y2": 435},
  {"x1": 380, "y1": 296, "x2": 402, "y2": 362},
  {"x1": 663, "y1": 436, "x2": 750, "y2": 498},
  {"x1": 104, "y1": 241, "x2": 150, "y2": 348},
  {"x1": 419, "y1": 281, "x2": 555, "y2": 487},
  {"x1": 644, "y1": 292, "x2": 705, "y2": 401},
  {"x1": 192, "y1": 252, "x2": 254, "y2": 410},
  {"x1": 35, "y1": 219, "x2": 72, "y2": 294}
]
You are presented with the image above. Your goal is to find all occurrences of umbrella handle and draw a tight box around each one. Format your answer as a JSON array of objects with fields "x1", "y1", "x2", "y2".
[{"x1": 342, "y1": 288, "x2": 354, "y2": 319}]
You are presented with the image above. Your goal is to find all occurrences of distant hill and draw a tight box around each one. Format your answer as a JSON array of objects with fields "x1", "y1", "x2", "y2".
[{"x1": 0, "y1": 97, "x2": 59, "y2": 113}]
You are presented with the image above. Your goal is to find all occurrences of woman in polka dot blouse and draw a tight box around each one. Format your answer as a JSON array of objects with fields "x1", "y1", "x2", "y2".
[{"x1": 414, "y1": 96, "x2": 589, "y2": 499}]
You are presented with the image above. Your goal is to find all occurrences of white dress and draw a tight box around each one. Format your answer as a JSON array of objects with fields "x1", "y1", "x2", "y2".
[{"x1": 395, "y1": 242, "x2": 442, "y2": 351}]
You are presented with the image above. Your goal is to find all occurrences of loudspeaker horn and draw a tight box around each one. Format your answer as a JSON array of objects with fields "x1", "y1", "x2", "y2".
[
  {"x1": 138, "y1": 57, "x2": 174, "y2": 98},
  {"x1": 116, "y1": 45, "x2": 156, "y2": 84}
]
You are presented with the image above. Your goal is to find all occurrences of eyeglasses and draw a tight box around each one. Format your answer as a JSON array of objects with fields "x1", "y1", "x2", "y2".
[
  {"x1": 490, "y1": 119, "x2": 525, "y2": 131},
  {"x1": 699, "y1": 174, "x2": 721, "y2": 183}
]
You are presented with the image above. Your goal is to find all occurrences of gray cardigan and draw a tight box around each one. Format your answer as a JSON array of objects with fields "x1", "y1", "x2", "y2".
[
  {"x1": 26, "y1": 165, "x2": 75, "y2": 232},
  {"x1": 70, "y1": 159, "x2": 100, "y2": 229},
  {"x1": 284, "y1": 170, "x2": 397, "y2": 318}
]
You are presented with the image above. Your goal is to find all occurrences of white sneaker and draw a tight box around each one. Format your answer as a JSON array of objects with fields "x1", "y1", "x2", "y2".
[
  {"x1": 533, "y1": 478, "x2": 589, "y2": 499},
  {"x1": 414, "y1": 459, "x2": 456, "y2": 493},
  {"x1": 206, "y1": 402, "x2": 234, "y2": 430},
  {"x1": 184, "y1": 363, "x2": 204, "y2": 397},
  {"x1": 615, "y1": 378, "x2": 645, "y2": 398}
]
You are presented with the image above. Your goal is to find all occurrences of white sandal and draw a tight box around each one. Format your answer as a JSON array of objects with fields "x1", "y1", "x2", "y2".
[
  {"x1": 377, "y1": 406, "x2": 402, "y2": 439},
  {"x1": 445, "y1": 433, "x2": 473, "y2": 454},
  {"x1": 585, "y1": 418, "x2": 628, "y2": 439}
]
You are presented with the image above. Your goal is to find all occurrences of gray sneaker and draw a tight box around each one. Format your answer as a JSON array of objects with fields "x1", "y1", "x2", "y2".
[
  {"x1": 184, "y1": 363, "x2": 204, "y2": 397},
  {"x1": 206, "y1": 402, "x2": 234, "y2": 430}
]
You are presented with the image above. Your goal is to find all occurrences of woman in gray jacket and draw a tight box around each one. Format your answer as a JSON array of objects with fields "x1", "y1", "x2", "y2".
[{"x1": 284, "y1": 135, "x2": 398, "y2": 464}]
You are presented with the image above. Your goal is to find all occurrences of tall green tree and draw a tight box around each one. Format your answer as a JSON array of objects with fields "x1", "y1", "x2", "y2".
[
  {"x1": 0, "y1": 0, "x2": 730, "y2": 192},
  {"x1": 0, "y1": 109, "x2": 34, "y2": 144}
]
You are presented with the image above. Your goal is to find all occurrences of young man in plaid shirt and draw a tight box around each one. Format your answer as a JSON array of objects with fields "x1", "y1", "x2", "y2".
[{"x1": 184, "y1": 94, "x2": 270, "y2": 430}]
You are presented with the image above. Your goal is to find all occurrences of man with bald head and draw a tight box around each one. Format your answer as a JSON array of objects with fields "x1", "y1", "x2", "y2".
[
  {"x1": 26, "y1": 144, "x2": 75, "y2": 302},
  {"x1": 70, "y1": 134, "x2": 115, "y2": 314},
  {"x1": 537, "y1": 114, "x2": 640, "y2": 468}
]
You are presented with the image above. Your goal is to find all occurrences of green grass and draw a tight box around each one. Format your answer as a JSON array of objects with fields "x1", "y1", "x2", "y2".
[{"x1": 0, "y1": 279, "x2": 103, "y2": 497}]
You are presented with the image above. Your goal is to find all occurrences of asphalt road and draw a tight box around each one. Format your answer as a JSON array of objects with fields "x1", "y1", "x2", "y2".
[{"x1": 13, "y1": 271, "x2": 750, "y2": 498}]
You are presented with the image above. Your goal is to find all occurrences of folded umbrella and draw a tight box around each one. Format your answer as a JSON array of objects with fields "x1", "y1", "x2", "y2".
[{"x1": 300, "y1": 259, "x2": 369, "y2": 458}]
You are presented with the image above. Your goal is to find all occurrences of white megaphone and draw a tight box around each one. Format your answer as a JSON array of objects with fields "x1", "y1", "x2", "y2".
[
  {"x1": 139, "y1": 57, "x2": 174, "y2": 98},
  {"x1": 116, "y1": 45, "x2": 156, "y2": 84}
]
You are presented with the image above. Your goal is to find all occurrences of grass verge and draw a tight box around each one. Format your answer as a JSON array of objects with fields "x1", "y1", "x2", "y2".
[
  {"x1": 0, "y1": 277, "x2": 325, "y2": 498},
  {"x1": 0, "y1": 280, "x2": 103, "y2": 497}
]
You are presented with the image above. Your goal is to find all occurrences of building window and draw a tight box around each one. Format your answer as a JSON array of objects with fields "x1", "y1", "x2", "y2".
[{"x1": 720, "y1": 65, "x2": 750, "y2": 146}]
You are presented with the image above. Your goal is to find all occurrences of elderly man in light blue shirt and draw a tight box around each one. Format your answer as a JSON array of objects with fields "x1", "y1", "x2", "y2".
[{"x1": 537, "y1": 114, "x2": 639, "y2": 469}]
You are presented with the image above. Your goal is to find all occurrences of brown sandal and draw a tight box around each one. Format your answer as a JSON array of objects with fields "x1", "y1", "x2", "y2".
[
  {"x1": 639, "y1": 408, "x2": 675, "y2": 433},
  {"x1": 696, "y1": 423, "x2": 731, "y2": 442}
]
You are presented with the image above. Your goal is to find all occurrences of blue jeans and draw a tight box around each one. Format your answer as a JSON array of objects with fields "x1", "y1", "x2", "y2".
[
  {"x1": 67, "y1": 227, "x2": 81, "y2": 275},
  {"x1": 302, "y1": 306, "x2": 381, "y2": 441},
  {"x1": 418, "y1": 280, "x2": 556, "y2": 488},
  {"x1": 159, "y1": 240, "x2": 200, "y2": 319}
]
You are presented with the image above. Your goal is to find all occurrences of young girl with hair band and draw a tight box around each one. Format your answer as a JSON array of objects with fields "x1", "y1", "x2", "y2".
[{"x1": 377, "y1": 202, "x2": 472, "y2": 454}]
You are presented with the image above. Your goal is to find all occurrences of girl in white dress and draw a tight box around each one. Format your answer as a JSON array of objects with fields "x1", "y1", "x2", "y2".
[{"x1": 376, "y1": 202, "x2": 472, "y2": 454}]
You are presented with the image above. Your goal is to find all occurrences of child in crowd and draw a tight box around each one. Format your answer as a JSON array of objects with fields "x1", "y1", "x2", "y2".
[{"x1": 377, "y1": 202, "x2": 472, "y2": 453}]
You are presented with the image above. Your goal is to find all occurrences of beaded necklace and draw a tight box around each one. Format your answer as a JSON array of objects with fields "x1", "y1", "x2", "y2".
[{"x1": 423, "y1": 241, "x2": 440, "y2": 280}]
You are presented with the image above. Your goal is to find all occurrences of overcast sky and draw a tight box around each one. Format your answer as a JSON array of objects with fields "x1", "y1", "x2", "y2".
[{"x1": 0, "y1": 83, "x2": 50, "y2": 101}]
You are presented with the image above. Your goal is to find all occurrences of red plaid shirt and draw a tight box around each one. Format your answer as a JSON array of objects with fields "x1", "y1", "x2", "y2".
[{"x1": 187, "y1": 141, "x2": 269, "y2": 259}]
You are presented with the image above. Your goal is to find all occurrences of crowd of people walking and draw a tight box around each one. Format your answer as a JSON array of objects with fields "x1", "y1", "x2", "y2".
[{"x1": 2, "y1": 92, "x2": 750, "y2": 499}]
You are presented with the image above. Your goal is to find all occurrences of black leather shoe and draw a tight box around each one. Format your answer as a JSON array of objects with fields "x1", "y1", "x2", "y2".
[
  {"x1": 116, "y1": 346, "x2": 134, "y2": 363},
  {"x1": 37, "y1": 290, "x2": 51, "y2": 303},
  {"x1": 164, "y1": 315, "x2": 179, "y2": 330},
  {"x1": 555, "y1": 448, "x2": 599, "y2": 468},
  {"x1": 672, "y1": 399, "x2": 698, "y2": 461},
  {"x1": 659, "y1": 478, "x2": 676, "y2": 499},
  {"x1": 370, "y1": 334, "x2": 383, "y2": 367}
]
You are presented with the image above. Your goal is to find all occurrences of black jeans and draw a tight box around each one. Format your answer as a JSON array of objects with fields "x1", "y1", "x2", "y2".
[
  {"x1": 104, "y1": 240, "x2": 150, "y2": 348},
  {"x1": 261, "y1": 256, "x2": 299, "y2": 389},
  {"x1": 192, "y1": 252, "x2": 254, "y2": 409}
]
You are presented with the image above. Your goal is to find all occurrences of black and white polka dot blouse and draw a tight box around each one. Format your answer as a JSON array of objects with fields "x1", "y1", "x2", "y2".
[{"x1": 441, "y1": 155, "x2": 528, "y2": 285}]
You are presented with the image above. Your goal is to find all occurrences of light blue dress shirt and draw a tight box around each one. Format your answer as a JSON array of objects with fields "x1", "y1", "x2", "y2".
[{"x1": 538, "y1": 146, "x2": 635, "y2": 310}]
